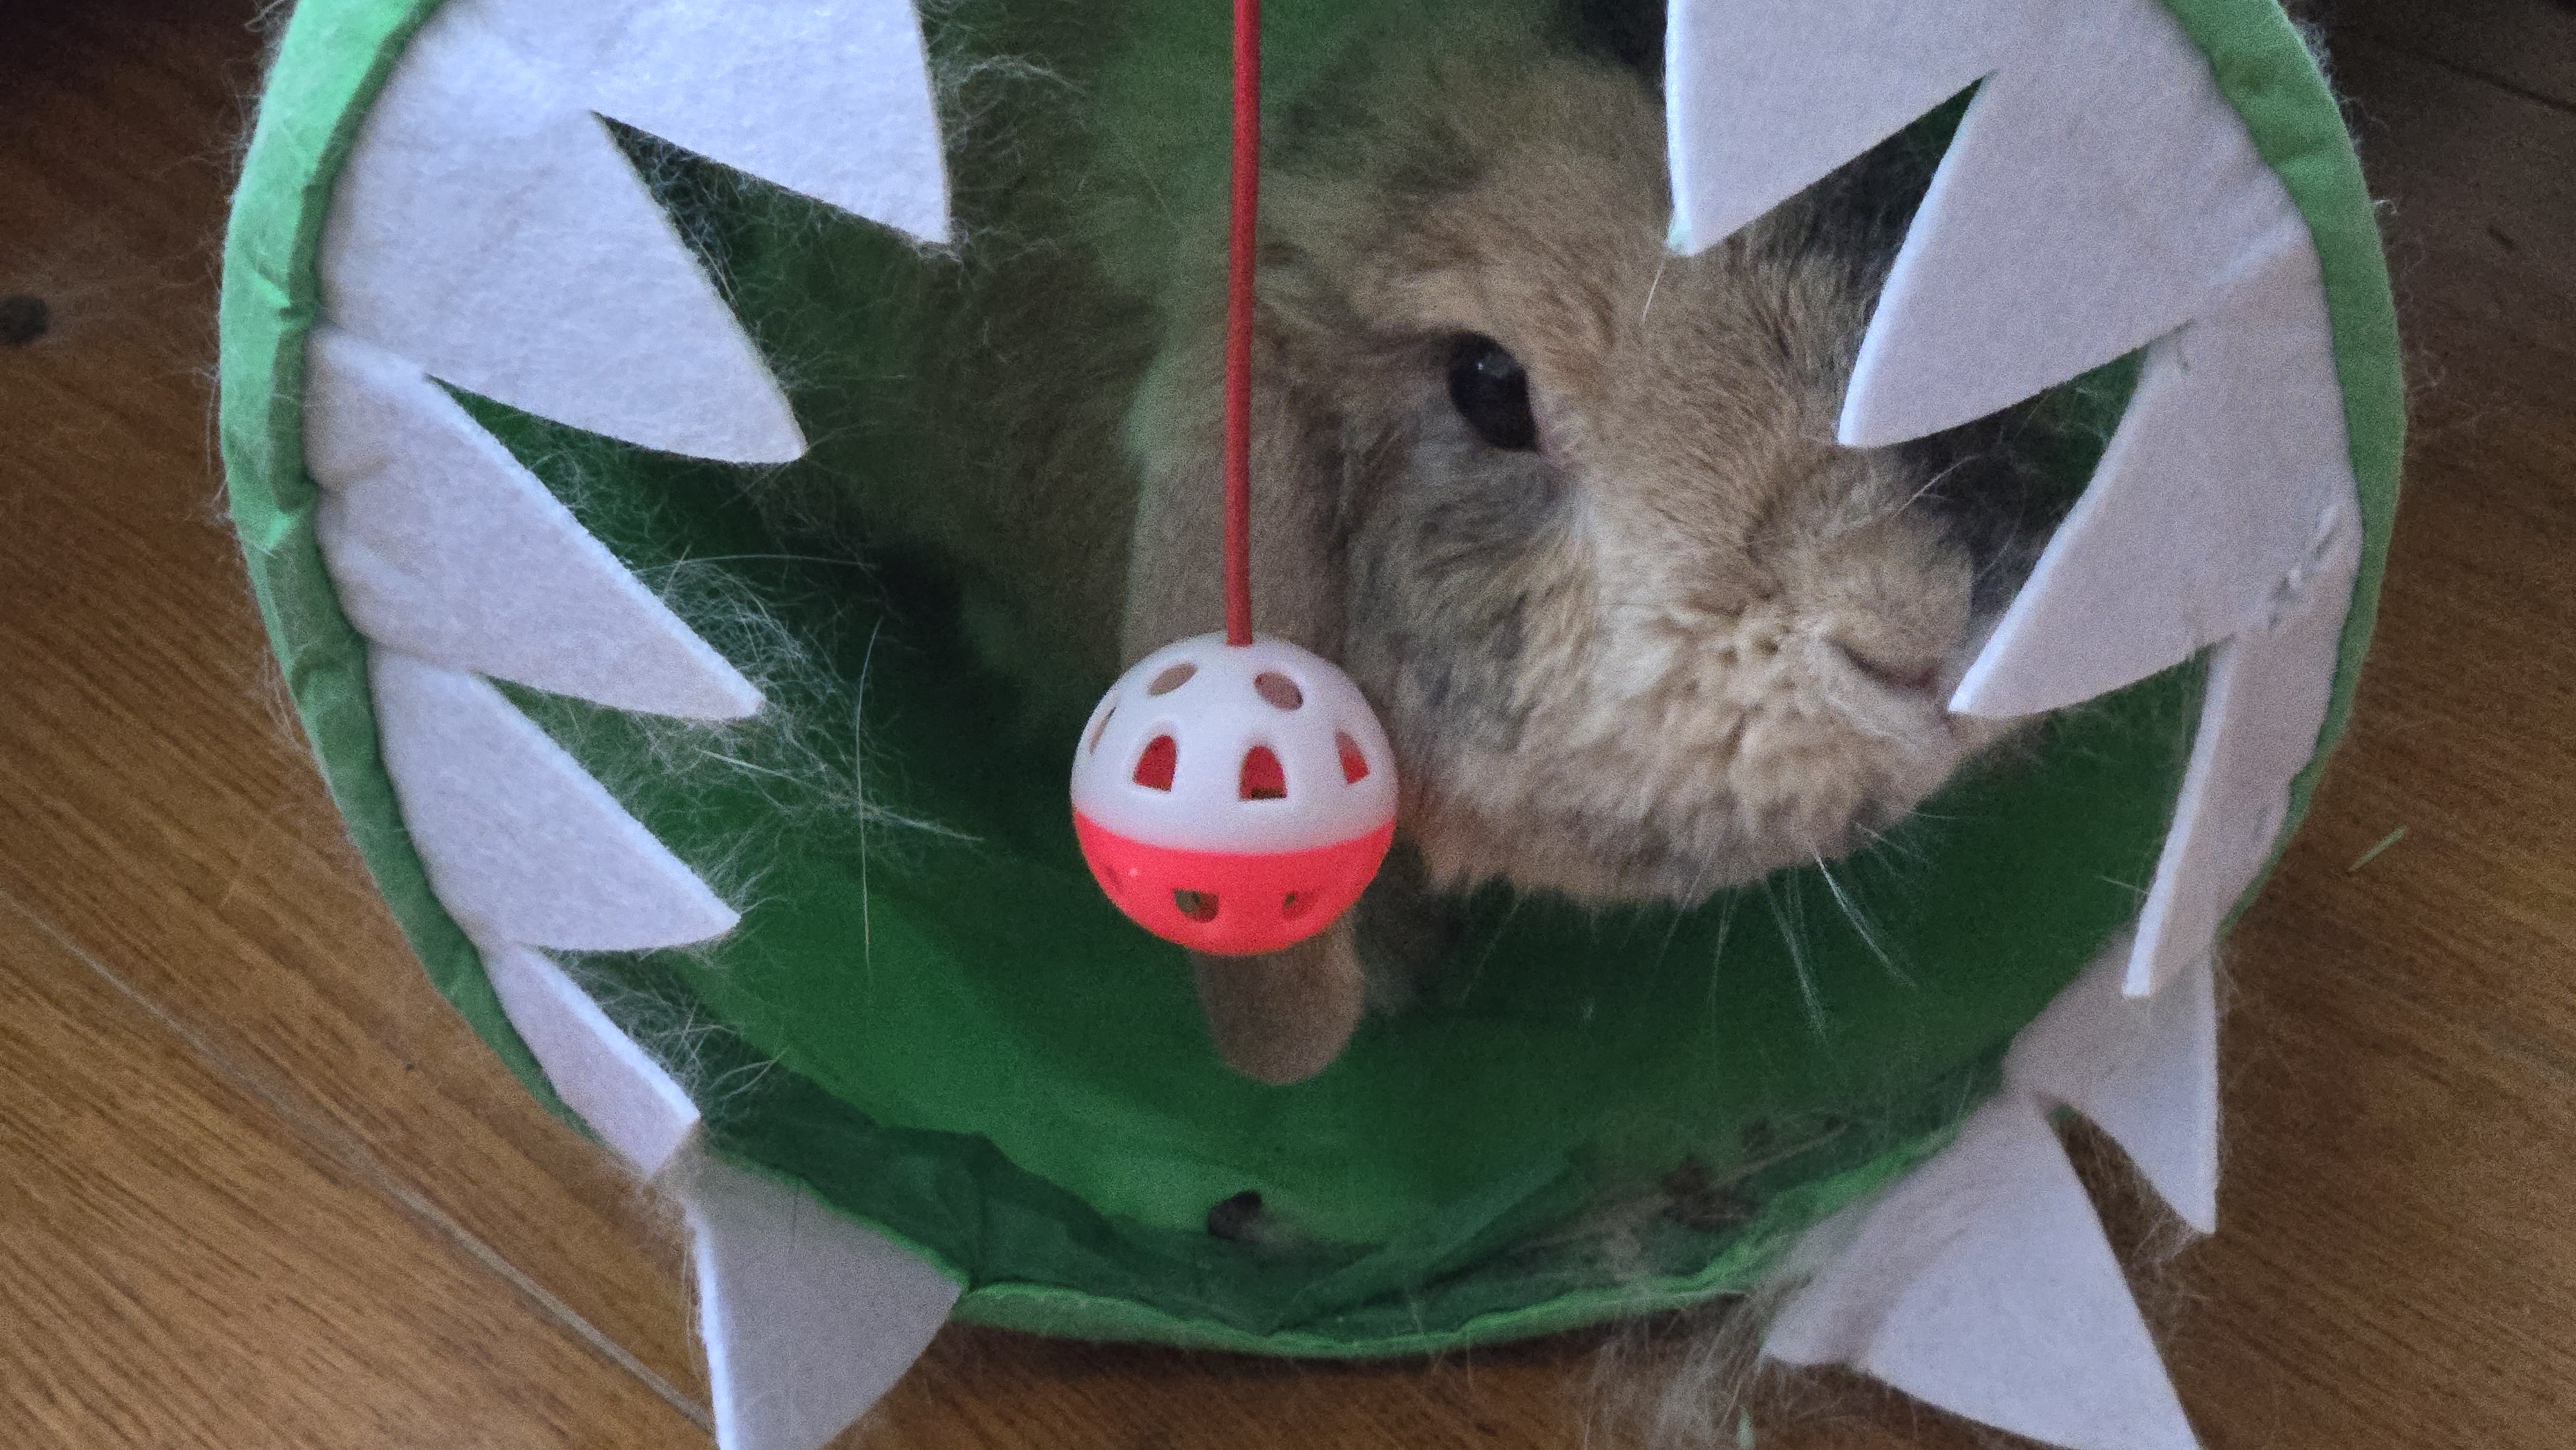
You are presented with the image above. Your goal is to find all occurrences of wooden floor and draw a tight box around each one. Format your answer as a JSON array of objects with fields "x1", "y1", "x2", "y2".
[{"x1": 1, "y1": 1, "x2": 2567, "y2": 1445}]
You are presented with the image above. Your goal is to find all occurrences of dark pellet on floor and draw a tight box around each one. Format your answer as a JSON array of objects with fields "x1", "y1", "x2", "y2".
[{"x1": 0, "y1": 295, "x2": 49, "y2": 346}]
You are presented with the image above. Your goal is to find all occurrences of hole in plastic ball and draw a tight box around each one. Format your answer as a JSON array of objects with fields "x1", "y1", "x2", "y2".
[
  {"x1": 1148, "y1": 663, "x2": 1198, "y2": 696},
  {"x1": 1134, "y1": 735, "x2": 1177, "y2": 791},
  {"x1": 1239, "y1": 746, "x2": 1287, "y2": 800},
  {"x1": 1253, "y1": 672, "x2": 1304, "y2": 710},
  {"x1": 1336, "y1": 731, "x2": 1370, "y2": 784},
  {"x1": 1088, "y1": 706, "x2": 1115, "y2": 754},
  {"x1": 1280, "y1": 892, "x2": 1311, "y2": 920},
  {"x1": 1174, "y1": 889, "x2": 1219, "y2": 922}
]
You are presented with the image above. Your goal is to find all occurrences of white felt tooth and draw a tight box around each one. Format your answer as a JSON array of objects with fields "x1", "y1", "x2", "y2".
[
  {"x1": 371, "y1": 650, "x2": 739, "y2": 951},
  {"x1": 1838, "y1": 0, "x2": 2309, "y2": 447},
  {"x1": 1663, "y1": 0, "x2": 2031, "y2": 254},
  {"x1": 1766, "y1": 1093, "x2": 2200, "y2": 1450},
  {"x1": 484, "y1": 943, "x2": 701, "y2": 1176},
  {"x1": 581, "y1": 0, "x2": 949, "y2": 245},
  {"x1": 2006, "y1": 933, "x2": 2219, "y2": 1233},
  {"x1": 683, "y1": 1155, "x2": 962, "y2": 1450},
  {"x1": 305, "y1": 328, "x2": 762, "y2": 722},
  {"x1": 2126, "y1": 532, "x2": 2359, "y2": 999},
  {"x1": 1949, "y1": 240, "x2": 2353, "y2": 719},
  {"x1": 319, "y1": 3, "x2": 805, "y2": 463}
]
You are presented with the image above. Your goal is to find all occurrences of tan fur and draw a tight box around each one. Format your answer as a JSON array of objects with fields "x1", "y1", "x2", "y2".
[
  {"x1": 1189, "y1": 930, "x2": 1367, "y2": 1087},
  {"x1": 1117, "y1": 33, "x2": 2018, "y2": 1079}
]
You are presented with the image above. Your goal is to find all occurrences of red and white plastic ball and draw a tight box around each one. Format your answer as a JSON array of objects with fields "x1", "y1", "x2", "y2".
[{"x1": 1071, "y1": 634, "x2": 1398, "y2": 956}]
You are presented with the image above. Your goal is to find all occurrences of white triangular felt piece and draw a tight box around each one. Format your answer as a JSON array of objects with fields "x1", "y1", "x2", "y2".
[
  {"x1": 2126, "y1": 532, "x2": 2360, "y2": 997},
  {"x1": 683, "y1": 1156, "x2": 962, "y2": 1450},
  {"x1": 305, "y1": 328, "x2": 762, "y2": 722},
  {"x1": 319, "y1": 1, "x2": 805, "y2": 462},
  {"x1": 1766, "y1": 1094, "x2": 2200, "y2": 1450},
  {"x1": 1839, "y1": 0, "x2": 2310, "y2": 447},
  {"x1": 2006, "y1": 932, "x2": 2220, "y2": 1233},
  {"x1": 1748, "y1": 1195, "x2": 1878, "y2": 1362},
  {"x1": 1664, "y1": 0, "x2": 2031, "y2": 254},
  {"x1": 484, "y1": 943, "x2": 702, "y2": 1175},
  {"x1": 370, "y1": 650, "x2": 739, "y2": 951},
  {"x1": 1949, "y1": 236, "x2": 2354, "y2": 719},
  {"x1": 582, "y1": 0, "x2": 949, "y2": 245}
]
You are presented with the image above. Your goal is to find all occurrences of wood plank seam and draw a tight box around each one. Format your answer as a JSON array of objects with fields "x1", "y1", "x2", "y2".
[
  {"x1": 2336, "y1": 31, "x2": 2576, "y2": 122},
  {"x1": 0, "y1": 883, "x2": 714, "y2": 1435}
]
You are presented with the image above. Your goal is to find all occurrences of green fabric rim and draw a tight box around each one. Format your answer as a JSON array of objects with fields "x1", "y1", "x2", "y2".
[
  {"x1": 2162, "y1": 0, "x2": 2405, "y2": 894},
  {"x1": 218, "y1": 0, "x2": 571, "y2": 1121},
  {"x1": 218, "y1": 0, "x2": 2399, "y2": 1358}
]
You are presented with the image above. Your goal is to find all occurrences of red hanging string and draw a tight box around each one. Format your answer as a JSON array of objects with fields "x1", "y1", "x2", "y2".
[{"x1": 1222, "y1": 0, "x2": 1260, "y2": 648}]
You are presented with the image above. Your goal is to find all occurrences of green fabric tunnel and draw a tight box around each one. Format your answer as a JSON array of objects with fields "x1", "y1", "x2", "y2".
[{"x1": 218, "y1": 0, "x2": 2398, "y2": 1445}]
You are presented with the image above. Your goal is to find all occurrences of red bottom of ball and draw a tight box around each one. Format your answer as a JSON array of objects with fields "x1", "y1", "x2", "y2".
[{"x1": 1073, "y1": 812, "x2": 1397, "y2": 957}]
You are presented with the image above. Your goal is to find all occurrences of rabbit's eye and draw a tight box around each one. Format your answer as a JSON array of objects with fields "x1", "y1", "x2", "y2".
[{"x1": 1446, "y1": 334, "x2": 1539, "y2": 451}]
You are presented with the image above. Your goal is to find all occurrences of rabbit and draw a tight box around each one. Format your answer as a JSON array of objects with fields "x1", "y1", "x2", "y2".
[
  {"x1": 1106, "y1": 13, "x2": 2058, "y2": 1083},
  {"x1": 783, "y1": 0, "x2": 2067, "y2": 1086}
]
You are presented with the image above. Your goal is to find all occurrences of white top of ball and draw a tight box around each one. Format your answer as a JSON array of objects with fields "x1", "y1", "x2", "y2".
[{"x1": 1072, "y1": 633, "x2": 1398, "y2": 854}]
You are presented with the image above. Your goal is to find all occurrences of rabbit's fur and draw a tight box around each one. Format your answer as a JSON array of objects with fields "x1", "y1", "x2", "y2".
[
  {"x1": 1116, "y1": 22, "x2": 2050, "y2": 1081},
  {"x1": 819, "y1": 2, "x2": 2063, "y2": 1084}
]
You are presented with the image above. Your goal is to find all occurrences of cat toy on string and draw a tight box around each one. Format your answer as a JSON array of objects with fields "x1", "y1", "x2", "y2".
[{"x1": 1068, "y1": 0, "x2": 1399, "y2": 956}]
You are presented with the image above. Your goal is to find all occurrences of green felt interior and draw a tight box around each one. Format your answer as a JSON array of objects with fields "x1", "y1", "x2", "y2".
[
  {"x1": 219, "y1": 0, "x2": 2398, "y2": 1356},
  {"x1": 468, "y1": 372, "x2": 2193, "y2": 1346}
]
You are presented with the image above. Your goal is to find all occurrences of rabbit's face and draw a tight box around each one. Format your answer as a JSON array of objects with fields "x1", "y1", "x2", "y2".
[{"x1": 1249, "y1": 47, "x2": 2020, "y2": 903}]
